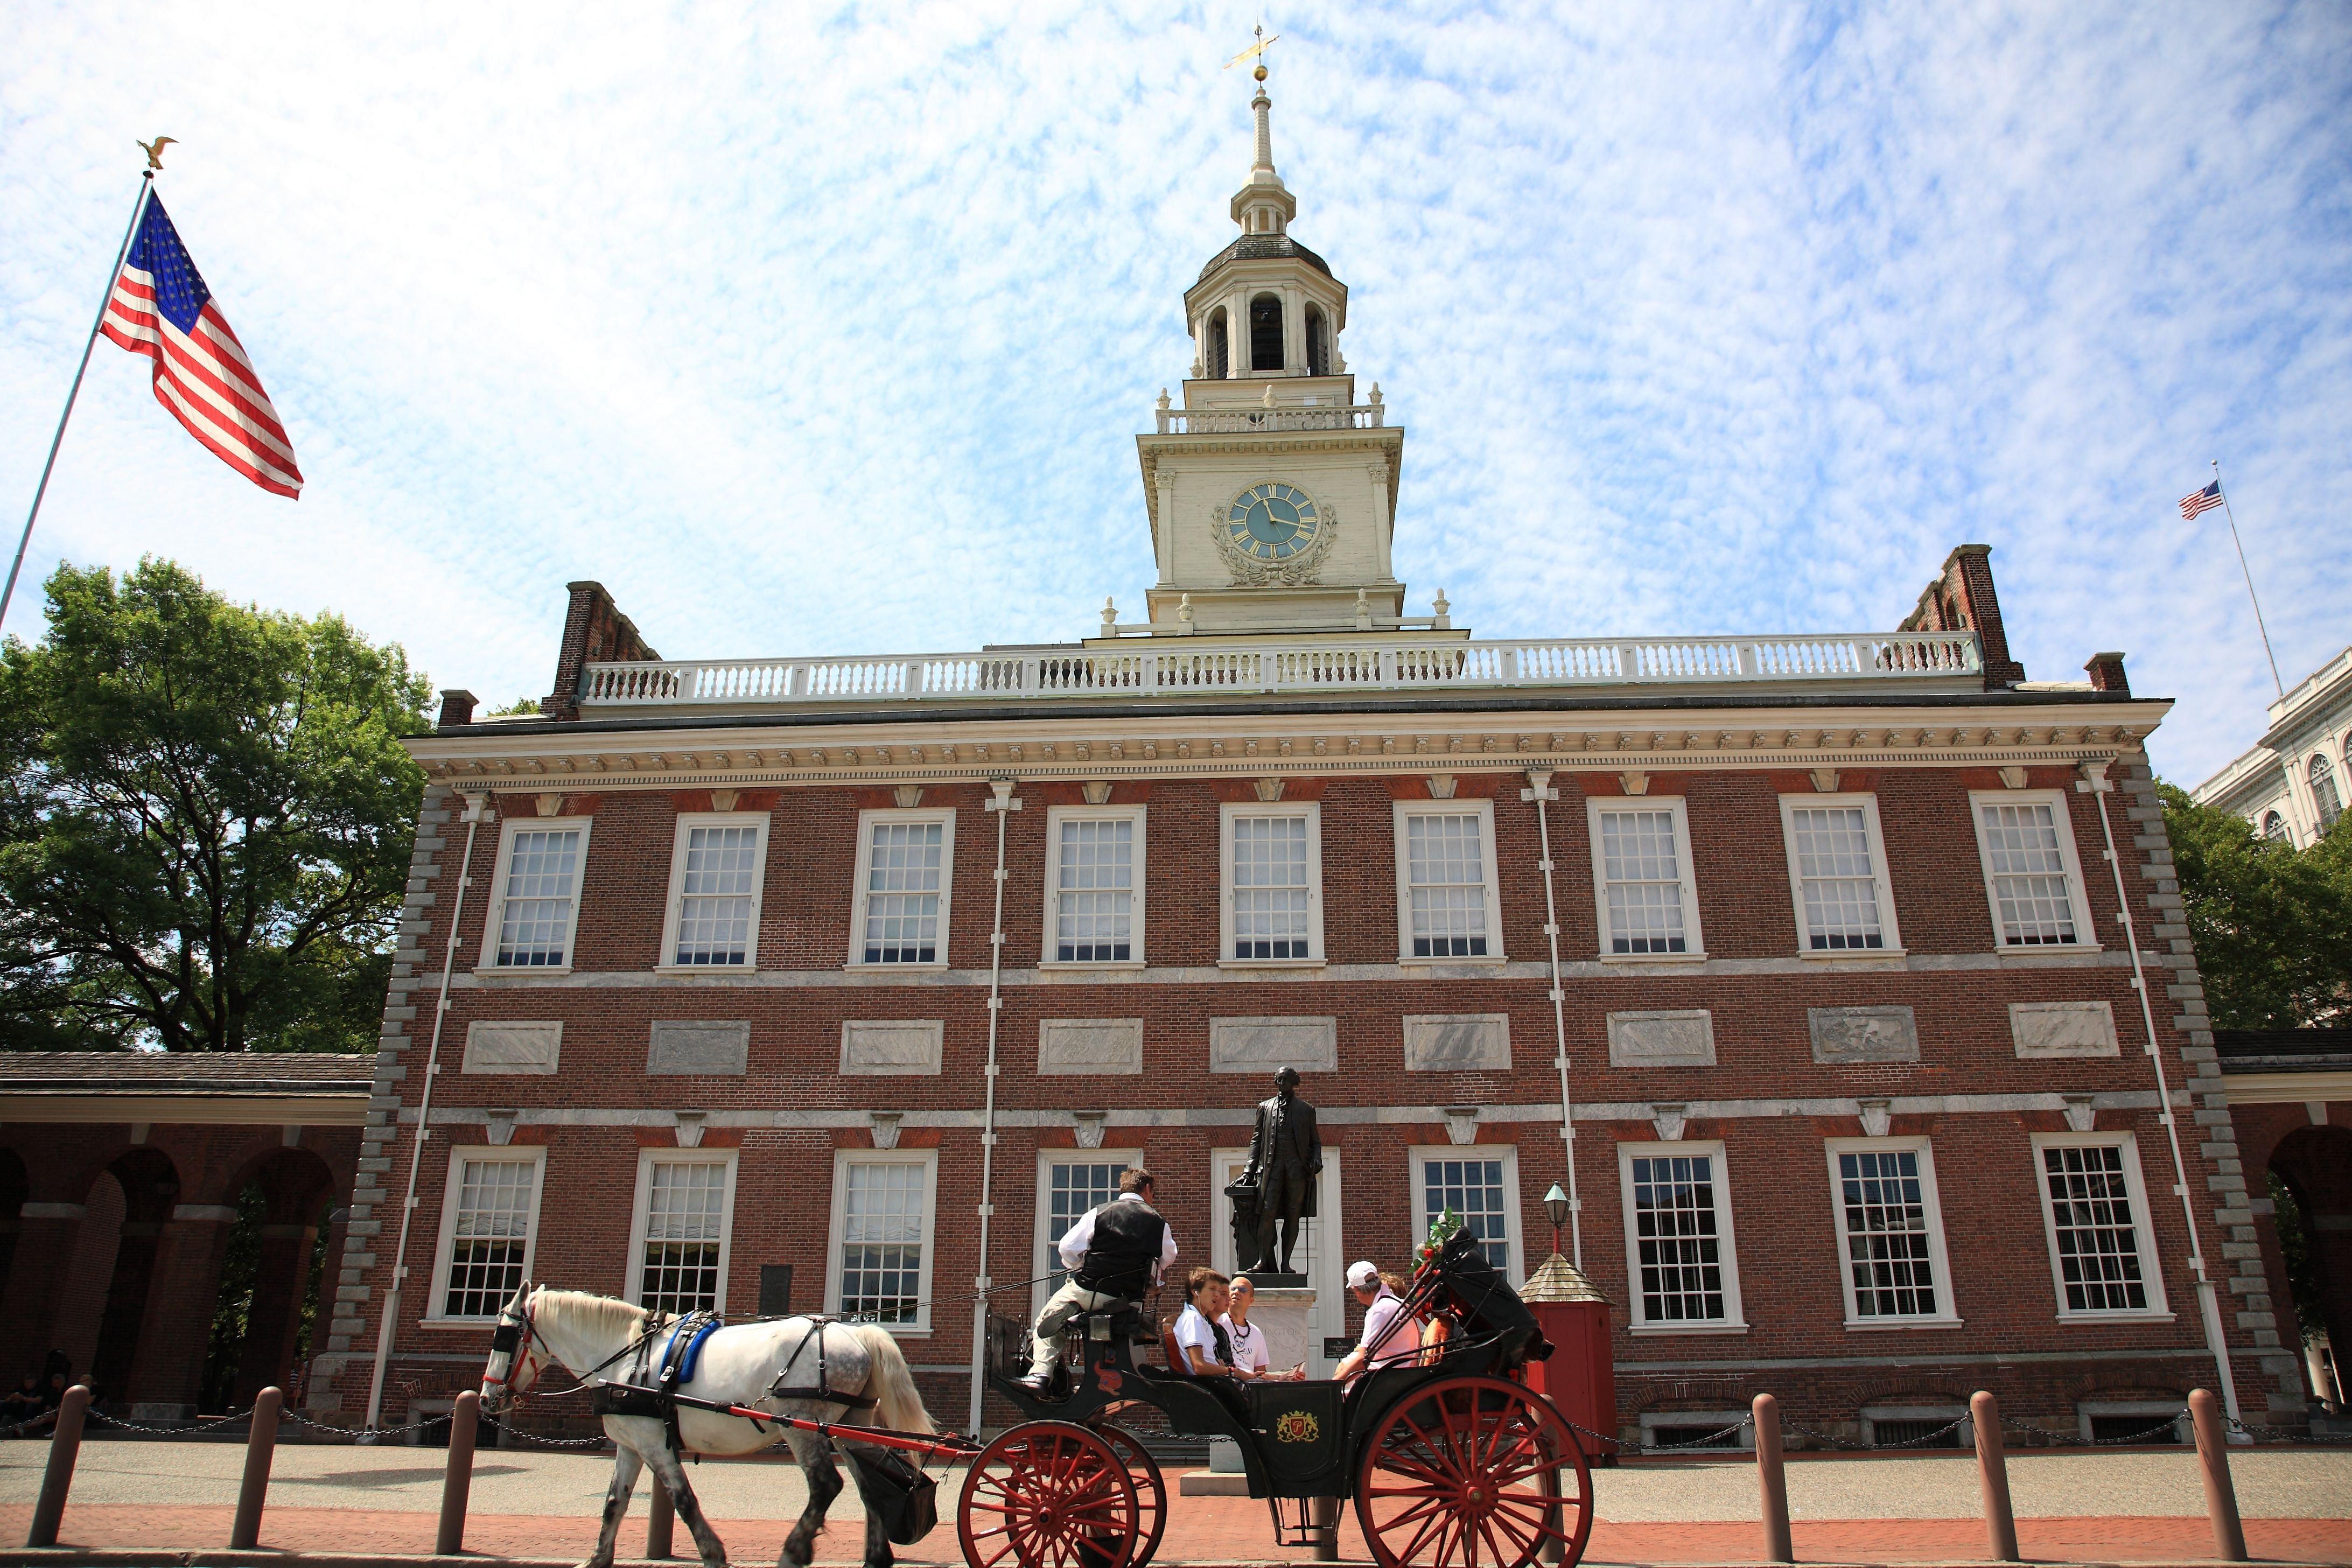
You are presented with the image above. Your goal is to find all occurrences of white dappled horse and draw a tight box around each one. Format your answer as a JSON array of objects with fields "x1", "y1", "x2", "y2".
[{"x1": 478, "y1": 1285, "x2": 936, "y2": 1568}]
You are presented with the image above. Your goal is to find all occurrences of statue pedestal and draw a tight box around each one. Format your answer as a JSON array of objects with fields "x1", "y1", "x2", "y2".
[{"x1": 1208, "y1": 1286, "x2": 1317, "y2": 1474}]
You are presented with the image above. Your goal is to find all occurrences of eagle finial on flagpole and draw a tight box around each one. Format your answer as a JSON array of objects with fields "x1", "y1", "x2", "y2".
[{"x1": 137, "y1": 136, "x2": 176, "y2": 171}]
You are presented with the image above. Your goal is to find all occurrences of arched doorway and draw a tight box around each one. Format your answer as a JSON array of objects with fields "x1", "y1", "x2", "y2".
[
  {"x1": 2268, "y1": 1123, "x2": 2352, "y2": 1405},
  {"x1": 199, "y1": 1148, "x2": 337, "y2": 1412},
  {"x1": 87, "y1": 1148, "x2": 180, "y2": 1403}
]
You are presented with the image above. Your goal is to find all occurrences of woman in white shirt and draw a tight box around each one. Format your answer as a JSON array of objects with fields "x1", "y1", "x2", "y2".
[
  {"x1": 1221, "y1": 1274, "x2": 1304, "y2": 1381},
  {"x1": 1171, "y1": 1267, "x2": 1239, "y2": 1378}
]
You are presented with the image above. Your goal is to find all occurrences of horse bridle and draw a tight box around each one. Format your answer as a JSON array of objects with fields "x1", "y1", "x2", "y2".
[{"x1": 486, "y1": 1286, "x2": 546, "y2": 1397}]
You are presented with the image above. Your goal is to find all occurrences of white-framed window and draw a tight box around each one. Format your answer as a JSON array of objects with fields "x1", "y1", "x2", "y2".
[
  {"x1": 1618, "y1": 1140, "x2": 1747, "y2": 1333},
  {"x1": 1822, "y1": 1138, "x2": 1959, "y2": 1328},
  {"x1": 1411, "y1": 1146, "x2": 1523, "y2": 1285},
  {"x1": 426, "y1": 1145, "x2": 546, "y2": 1322},
  {"x1": 849, "y1": 808, "x2": 956, "y2": 968},
  {"x1": 826, "y1": 1149, "x2": 937, "y2": 1333},
  {"x1": 2310, "y1": 754, "x2": 2343, "y2": 831},
  {"x1": 1040, "y1": 806, "x2": 1146, "y2": 967},
  {"x1": 1031, "y1": 1151, "x2": 1137, "y2": 1315},
  {"x1": 1969, "y1": 791, "x2": 2095, "y2": 950},
  {"x1": 1392, "y1": 801, "x2": 1506, "y2": 963},
  {"x1": 1779, "y1": 795, "x2": 1903, "y2": 955},
  {"x1": 2029, "y1": 1133, "x2": 2171, "y2": 1320},
  {"x1": 624, "y1": 1149, "x2": 738, "y2": 1317},
  {"x1": 658, "y1": 813, "x2": 769, "y2": 970},
  {"x1": 478, "y1": 817, "x2": 592, "y2": 971},
  {"x1": 1219, "y1": 802, "x2": 1324, "y2": 965},
  {"x1": 1586, "y1": 798, "x2": 1705, "y2": 959}
]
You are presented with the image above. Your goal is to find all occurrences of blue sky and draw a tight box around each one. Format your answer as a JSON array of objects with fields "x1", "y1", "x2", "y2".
[{"x1": 2, "y1": 2, "x2": 2346, "y2": 785}]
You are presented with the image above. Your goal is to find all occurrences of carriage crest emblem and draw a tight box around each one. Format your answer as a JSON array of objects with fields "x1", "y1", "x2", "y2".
[{"x1": 1272, "y1": 1409, "x2": 1320, "y2": 1443}]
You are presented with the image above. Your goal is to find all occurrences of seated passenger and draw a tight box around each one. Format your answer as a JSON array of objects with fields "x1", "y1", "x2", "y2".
[
  {"x1": 1332, "y1": 1261, "x2": 1418, "y2": 1384},
  {"x1": 1222, "y1": 1275, "x2": 1304, "y2": 1381},
  {"x1": 1172, "y1": 1267, "x2": 1240, "y2": 1379}
]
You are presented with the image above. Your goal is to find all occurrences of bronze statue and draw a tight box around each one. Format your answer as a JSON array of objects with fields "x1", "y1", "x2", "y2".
[{"x1": 1241, "y1": 1066, "x2": 1321, "y2": 1277}]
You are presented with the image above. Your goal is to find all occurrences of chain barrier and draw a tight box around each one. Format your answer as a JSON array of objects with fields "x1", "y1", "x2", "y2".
[
  {"x1": 1998, "y1": 1411, "x2": 2187, "y2": 1448},
  {"x1": 2225, "y1": 1413, "x2": 2352, "y2": 1446},
  {"x1": 83, "y1": 1404, "x2": 262, "y2": 1437},
  {"x1": 1781, "y1": 1415, "x2": 1973, "y2": 1452},
  {"x1": 480, "y1": 1415, "x2": 614, "y2": 1449},
  {"x1": 0, "y1": 1409, "x2": 59, "y2": 1440}
]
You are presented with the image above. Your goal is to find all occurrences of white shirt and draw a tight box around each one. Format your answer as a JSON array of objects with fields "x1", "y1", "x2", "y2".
[
  {"x1": 1172, "y1": 1305, "x2": 1228, "y2": 1371},
  {"x1": 1357, "y1": 1287, "x2": 1416, "y2": 1369},
  {"x1": 1220, "y1": 1313, "x2": 1271, "y2": 1374},
  {"x1": 1055, "y1": 1192, "x2": 1180, "y2": 1286}
]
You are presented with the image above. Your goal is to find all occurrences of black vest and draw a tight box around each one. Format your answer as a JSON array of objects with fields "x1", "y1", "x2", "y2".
[{"x1": 1073, "y1": 1199, "x2": 1167, "y2": 1296}]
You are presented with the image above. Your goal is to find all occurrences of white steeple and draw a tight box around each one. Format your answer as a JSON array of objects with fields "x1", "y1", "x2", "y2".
[{"x1": 1231, "y1": 73, "x2": 1298, "y2": 236}]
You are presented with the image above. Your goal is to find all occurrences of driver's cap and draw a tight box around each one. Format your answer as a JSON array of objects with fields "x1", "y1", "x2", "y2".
[{"x1": 1347, "y1": 1261, "x2": 1380, "y2": 1289}]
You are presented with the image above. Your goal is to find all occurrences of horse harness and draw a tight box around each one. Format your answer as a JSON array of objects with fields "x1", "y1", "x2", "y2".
[{"x1": 591, "y1": 1312, "x2": 876, "y2": 1453}]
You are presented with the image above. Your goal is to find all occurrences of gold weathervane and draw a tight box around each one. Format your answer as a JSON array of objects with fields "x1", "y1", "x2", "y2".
[
  {"x1": 1226, "y1": 24, "x2": 1279, "y2": 81},
  {"x1": 137, "y1": 136, "x2": 176, "y2": 170}
]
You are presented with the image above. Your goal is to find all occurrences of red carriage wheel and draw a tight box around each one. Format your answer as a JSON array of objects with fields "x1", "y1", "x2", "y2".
[
  {"x1": 1354, "y1": 1375, "x2": 1595, "y2": 1568},
  {"x1": 958, "y1": 1420, "x2": 1143, "y2": 1568},
  {"x1": 1091, "y1": 1424, "x2": 1167, "y2": 1568}
]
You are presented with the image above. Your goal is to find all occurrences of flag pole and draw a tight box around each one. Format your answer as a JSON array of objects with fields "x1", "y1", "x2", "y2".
[
  {"x1": 2211, "y1": 459, "x2": 2283, "y2": 698},
  {"x1": 0, "y1": 169, "x2": 155, "y2": 634}
]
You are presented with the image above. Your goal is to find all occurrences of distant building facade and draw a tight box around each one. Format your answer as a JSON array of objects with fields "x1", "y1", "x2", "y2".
[
  {"x1": 2193, "y1": 646, "x2": 2352, "y2": 846},
  {"x1": 306, "y1": 79, "x2": 2314, "y2": 1448}
]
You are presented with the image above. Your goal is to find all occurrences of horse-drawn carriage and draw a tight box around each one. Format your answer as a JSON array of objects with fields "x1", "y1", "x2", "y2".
[
  {"x1": 477, "y1": 1228, "x2": 1593, "y2": 1568},
  {"x1": 962, "y1": 1228, "x2": 1595, "y2": 1568}
]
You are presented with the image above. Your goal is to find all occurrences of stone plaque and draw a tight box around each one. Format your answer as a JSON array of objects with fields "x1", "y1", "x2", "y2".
[
  {"x1": 1038, "y1": 1018, "x2": 1144, "y2": 1075},
  {"x1": 1809, "y1": 1006, "x2": 1919, "y2": 1065},
  {"x1": 2010, "y1": 1000, "x2": 2120, "y2": 1059},
  {"x1": 463, "y1": 1021, "x2": 562, "y2": 1075},
  {"x1": 1403, "y1": 1014, "x2": 1511, "y2": 1072},
  {"x1": 647, "y1": 1020, "x2": 750, "y2": 1076},
  {"x1": 1209, "y1": 1017, "x2": 1337, "y2": 1074},
  {"x1": 839, "y1": 1019, "x2": 944, "y2": 1075},
  {"x1": 1607, "y1": 1010, "x2": 1716, "y2": 1068}
]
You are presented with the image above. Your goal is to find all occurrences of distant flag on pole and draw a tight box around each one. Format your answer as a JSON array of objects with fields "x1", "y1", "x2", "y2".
[
  {"x1": 99, "y1": 193, "x2": 302, "y2": 498},
  {"x1": 2179, "y1": 479, "x2": 2224, "y2": 520}
]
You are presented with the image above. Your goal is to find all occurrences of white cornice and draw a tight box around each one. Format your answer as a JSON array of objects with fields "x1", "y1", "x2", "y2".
[
  {"x1": 408, "y1": 698, "x2": 2168, "y2": 793},
  {"x1": 2219, "y1": 1070, "x2": 2352, "y2": 1107},
  {"x1": 0, "y1": 1092, "x2": 368, "y2": 1126}
]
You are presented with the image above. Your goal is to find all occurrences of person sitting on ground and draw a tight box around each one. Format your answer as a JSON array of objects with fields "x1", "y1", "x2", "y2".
[
  {"x1": 1332, "y1": 1261, "x2": 1418, "y2": 1383},
  {"x1": 1023, "y1": 1168, "x2": 1177, "y2": 1392},
  {"x1": 1172, "y1": 1267, "x2": 1240, "y2": 1378},
  {"x1": 2, "y1": 1371, "x2": 40, "y2": 1427},
  {"x1": 1221, "y1": 1275, "x2": 1304, "y2": 1381}
]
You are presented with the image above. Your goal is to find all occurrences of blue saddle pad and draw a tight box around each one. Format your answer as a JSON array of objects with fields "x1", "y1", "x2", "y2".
[{"x1": 671, "y1": 1317, "x2": 723, "y2": 1386}]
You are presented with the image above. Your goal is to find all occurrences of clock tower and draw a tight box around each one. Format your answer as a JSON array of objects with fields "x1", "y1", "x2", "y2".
[{"x1": 1131, "y1": 68, "x2": 1434, "y2": 638}]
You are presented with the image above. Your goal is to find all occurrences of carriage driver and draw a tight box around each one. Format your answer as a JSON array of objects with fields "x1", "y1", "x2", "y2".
[{"x1": 1020, "y1": 1168, "x2": 1179, "y2": 1391}]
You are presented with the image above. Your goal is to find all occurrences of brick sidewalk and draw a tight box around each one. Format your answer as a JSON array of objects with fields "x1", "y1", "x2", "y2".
[{"x1": 6, "y1": 1502, "x2": 2351, "y2": 1565}]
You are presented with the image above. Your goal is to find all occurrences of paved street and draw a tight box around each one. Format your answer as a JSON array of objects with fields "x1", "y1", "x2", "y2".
[{"x1": 2, "y1": 1439, "x2": 2348, "y2": 1563}]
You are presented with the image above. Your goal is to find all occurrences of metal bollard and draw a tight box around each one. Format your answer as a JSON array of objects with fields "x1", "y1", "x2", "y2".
[
  {"x1": 436, "y1": 1392, "x2": 480, "y2": 1556},
  {"x1": 229, "y1": 1387, "x2": 284, "y2": 1549},
  {"x1": 1311, "y1": 1495, "x2": 1339, "y2": 1562},
  {"x1": 1970, "y1": 1391, "x2": 2018, "y2": 1563},
  {"x1": 647, "y1": 1474, "x2": 675, "y2": 1559},
  {"x1": 26, "y1": 1384, "x2": 90, "y2": 1548},
  {"x1": 1753, "y1": 1394, "x2": 1794, "y2": 1564},
  {"x1": 2188, "y1": 1389, "x2": 2246, "y2": 1562}
]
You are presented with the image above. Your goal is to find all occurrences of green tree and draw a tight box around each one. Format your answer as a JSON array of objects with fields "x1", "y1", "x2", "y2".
[
  {"x1": 0, "y1": 559, "x2": 430, "y2": 1052},
  {"x1": 2159, "y1": 782, "x2": 2352, "y2": 1029}
]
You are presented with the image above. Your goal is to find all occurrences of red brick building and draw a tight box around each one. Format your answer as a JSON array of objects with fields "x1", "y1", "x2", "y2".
[{"x1": 310, "y1": 82, "x2": 2315, "y2": 1449}]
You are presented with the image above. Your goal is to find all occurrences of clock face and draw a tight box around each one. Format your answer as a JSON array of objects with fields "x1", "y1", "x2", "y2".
[{"x1": 1226, "y1": 482, "x2": 1322, "y2": 562}]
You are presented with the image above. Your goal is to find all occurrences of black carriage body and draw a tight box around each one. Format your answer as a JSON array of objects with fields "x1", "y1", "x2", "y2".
[{"x1": 988, "y1": 1230, "x2": 1550, "y2": 1502}]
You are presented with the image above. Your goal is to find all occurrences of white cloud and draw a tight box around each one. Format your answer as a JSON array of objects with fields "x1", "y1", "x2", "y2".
[{"x1": 1, "y1": 1, "x2": 2344, "y2": 781}]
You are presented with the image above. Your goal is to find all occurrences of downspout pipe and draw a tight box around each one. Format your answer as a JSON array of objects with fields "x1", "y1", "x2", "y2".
[
  {"x1": 366, "y1": 790, "x2": 488, "y2": 1433},
  {"x1": 2079, "y1": 761, "x2": 2242, "y2": 1427},
  {"x1": 1522, "y1": 769, "x2": 1583, "y2": 1269},
  {"x1": 970, "y1": 778, "x2": 1020, "y2": 1435}
]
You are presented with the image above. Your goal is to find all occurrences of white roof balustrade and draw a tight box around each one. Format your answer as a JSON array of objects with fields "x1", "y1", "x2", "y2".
[{"x1": 576, "y1": 631, "x2": 1985, "y2": 713}]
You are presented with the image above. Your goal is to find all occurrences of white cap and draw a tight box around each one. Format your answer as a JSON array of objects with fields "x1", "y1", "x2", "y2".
[{"x1": 1347, "y1": 1261, "x2": 1380, "y2": 1289}]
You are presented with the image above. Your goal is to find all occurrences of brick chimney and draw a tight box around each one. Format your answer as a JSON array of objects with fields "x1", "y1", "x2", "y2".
[
  {"x1": 437, "y1": 689, "x2": 477, "y2": 728},
  {"x1": 2083, "y1": 652, "x2": 2130, "y2": 696},
  {"x1": 1899, "y1": 543, "x2": 2026, "y2": 689},
  {"x1": 542, "y1": 582, "x2": 661, "y2": 721}
]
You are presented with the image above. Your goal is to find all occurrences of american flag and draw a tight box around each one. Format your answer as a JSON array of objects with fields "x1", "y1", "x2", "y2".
[
  {"x1": 2179, "y1": 479, "x2": 2224, "y2": 520},
  {"x1": 99, "y1": 192, "x2": 302, "y2": 498}
]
